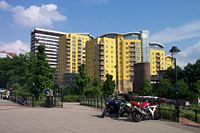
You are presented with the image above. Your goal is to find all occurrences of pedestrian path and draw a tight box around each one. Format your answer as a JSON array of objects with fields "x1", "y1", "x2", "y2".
[
  {"x1": 0, "y1": 102, "x2": 199, "y2": 133},
  {"x1": 0, "y1": 99, "x2": 26, "y2": 111}
]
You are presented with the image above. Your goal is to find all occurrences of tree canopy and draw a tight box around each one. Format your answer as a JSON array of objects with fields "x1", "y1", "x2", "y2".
[{"x1": 102, "y1": 74, "x2": 115, "y2": 96}]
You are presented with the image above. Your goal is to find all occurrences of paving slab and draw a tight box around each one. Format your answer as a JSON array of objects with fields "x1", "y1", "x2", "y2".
[{"x1": 0, "y1": 101, "x2": 199, "y2": 133}]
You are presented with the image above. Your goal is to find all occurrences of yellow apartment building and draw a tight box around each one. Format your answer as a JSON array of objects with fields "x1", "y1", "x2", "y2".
[
  {"x1": 58, "y1": 33, "x2": 91, "y2": 85},
  {"x1": 165, "y1": 55, "x2": 173, "y2": 69},
  {"x1": 149, "y1": 42, "x2": 173, "y2": 75},
  {"x1": 86, "y1": 32, "x2": 144, "y2": 93}
]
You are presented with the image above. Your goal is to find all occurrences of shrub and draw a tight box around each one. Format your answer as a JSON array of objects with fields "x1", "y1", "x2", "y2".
[{"x1": 63, "y1": 95, "x2": 81, "y2": 102}]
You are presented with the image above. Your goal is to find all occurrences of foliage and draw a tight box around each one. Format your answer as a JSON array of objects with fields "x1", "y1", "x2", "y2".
[
  {"x1": 163, "y1": 59, "x2": 200, "y2": 101},
  {"x1": 177, "y1": 79, "x2": 190, "y2": 99},
  {"x1": 102, "y1": 74, "x2": 115, "y2": 96},
  {"x1": 34, "y1": 45, "x2": 55, "y2": 96},
  {"x1": 140, "y1": 79, "x2": 152, "y2": 96},
  {"x1": 63, "y1": 95, "x2": 81, "y2": 102},
  {"x1": 190, "y1": 80, "x2": 200, "y2": 101},
  {"x1": 76, "y1": 64, "x2": 90, "y2": 95},
  {"x1": 158, "y1": 78, "x2": 173, "y2": 98},
  {"x1": 0, "y1": 53, "x2": 36, "y2": 95},
  {"x1": 84, "y1": 77, "x2": 103, "y2": 97}
]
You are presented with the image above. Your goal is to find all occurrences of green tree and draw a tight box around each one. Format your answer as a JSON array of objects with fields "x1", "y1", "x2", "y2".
[
  {"x1": 184, "y1": 60, "x2": 200, "y2": 88},
  {"x1": 164, "y1": 66, "x2": 184, "y2": 84},
  {"x1": 140, "y1": 79, "x2": 152, "y2": 96},
  {"x1": 84, "y1": 77, "x2": 103, "y2": 97},
  {"x1": 102, "y1": 74, "x2": 115, "y2": 96},
  {"x1": 76, "y1": 64, "x2": 90, "y2": 95},
  {"x1": 34, "y1": 45, "x2": 55, "y2": 97},
  {"x1": 177, "y1": 79, "x2": 190, "y2": 99},
  {"x1": 159, "y1": 78, "x2": 173, "y2": 98},
  {"x1": 0, "y1": 53, "x2": 37, "y2": 96},
  {"x1": 190, "y1": 80, "x2": 200, "y2": 101}
]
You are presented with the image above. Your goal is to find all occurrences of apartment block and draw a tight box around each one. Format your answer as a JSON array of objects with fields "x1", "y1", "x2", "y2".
[
  {"x1": 86, "y1": 31, "x2": 148, "y2": 93},
  {"x1": 165, "y1": 55, "x2": 173, "y2": 69},
  {"x1": 31, "y1": 28, "x2": 66, "y2": 84},
  {"x1": 149, "y1": 42, "x2": 173, "y2": 75},
  {"x1": 58, "y1": 33, "x2": 91, "y2": 85}
]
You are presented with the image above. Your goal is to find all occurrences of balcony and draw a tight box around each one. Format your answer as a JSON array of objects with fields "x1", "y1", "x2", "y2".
[
  {"x1": 130, "y1": 48, "x2": 135, "y2": 52},
  {"x1": 66, "y1": 44, "x2": 70, "y2": 48},
  {"x1": 156, "y1": 54, "x2": 160, "y2": 58},
  {"x1": 130, "y1": 54, "x2": 135, "y2": 57},
  {"x1": 99, "y1": 57, "x2": 104, "y2": 60},
  {"x1": 100, "y1": 42, "x2": 104, "y2": 45},
  {"x1": 99, "y1": 62, "x2": 104, "y2": 66},
  {"x1": 130, "y1": 44, "x2": 135, "y2": 47},
  {"x1": 99, "y1": 46, "x2": 104, "y2": 51},
  {"x1": 99, "y1": 72, "x2": 104, "y2": 76},
  {"x1": 156, "y1": 59, "x2": 160, "y2": 62},
  {"x1": 130, "y1": 59, "x2": 135, "y2": 62},
  {"x1": 156, "y1": 64, "x2": 160, "y2": 67},
  {"x1": 66, "y1": 56, "x2": 70, "y2": 59},
  {"x1": 99, "y1": 67, "x2": 104, "y2": 70},
  {"x1": 100, "y1": 52, "x2": 104, "y2": 55}
]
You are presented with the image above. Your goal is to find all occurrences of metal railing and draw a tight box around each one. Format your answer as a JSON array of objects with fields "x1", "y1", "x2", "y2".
[
  {"x1": 80, "y1": 96, "x2": 200, "y2": 123},
  {"x1": 10, "y1": 95, "x2": 63, "y2": 108}
]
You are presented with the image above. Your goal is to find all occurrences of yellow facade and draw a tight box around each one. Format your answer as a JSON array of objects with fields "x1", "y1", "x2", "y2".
[
  {"x1": 86, "y1": 37, "x2": 116, "y2": 81},
  {"x1": 149, "y1": 42, "x2": 173, "y2": 75},
  {"x1": 58, "y1": 33, "x2": 90, "y2": 84},
  {"x1": 165, "y1": 56, "x2": 173, "y2": 69},
  {"x1": 86, "y1": 33, "x2": 142, "y2": 93},
  {"x1": 150, "y1": 49, "x2": 165, "y2": 75}
]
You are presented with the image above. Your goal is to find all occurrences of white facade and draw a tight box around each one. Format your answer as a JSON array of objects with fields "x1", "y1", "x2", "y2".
[{"x1": 30, "y1": 28, "x2": 66, "y2": 82}]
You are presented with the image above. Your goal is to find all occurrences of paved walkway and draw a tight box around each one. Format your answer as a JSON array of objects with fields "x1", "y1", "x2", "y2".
[{"x1": 0, "y1": 100, "x2": 199, "y2": 133}]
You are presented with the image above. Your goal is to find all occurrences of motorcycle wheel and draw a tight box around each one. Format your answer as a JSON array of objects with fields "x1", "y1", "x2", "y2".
[
  {"x1": 101, "y1": 108, "x2": 107, "y2": 118},
  {"x1": 132, "y1": 112, "x2": 143, "y2": 122},
  {"x1": 154, "y1": 110, "x2": 160, "y2": 120}
]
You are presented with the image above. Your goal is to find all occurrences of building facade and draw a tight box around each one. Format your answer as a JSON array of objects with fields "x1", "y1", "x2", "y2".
[
  {"x1": 149, "y1": 42, "x2": 173, "y2": 75},
  {"x1": 30, "y1": 28, "x2": 66, "y2": 84},
  {"x1": 58, "y1": 33, "x2": 91, "y2": 85},
  {"x1": 86, "y1": 31, "x2": 148, "y2": 93}
]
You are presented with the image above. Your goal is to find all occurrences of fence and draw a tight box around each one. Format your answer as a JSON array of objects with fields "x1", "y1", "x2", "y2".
[
  {"x1": 10, "y1": 95, "x2": 63, "y2": 107},
  {"x1": 80, "y1": 96, "x2": 200, "y2": 123},
  {"x1": 80, "y1": 96, "x2": 105, "y2": 109}
]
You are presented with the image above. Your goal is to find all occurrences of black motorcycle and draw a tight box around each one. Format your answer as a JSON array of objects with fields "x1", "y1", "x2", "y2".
[{"x1": 101, "y1": 96, "x2": 131, "y2": 118}]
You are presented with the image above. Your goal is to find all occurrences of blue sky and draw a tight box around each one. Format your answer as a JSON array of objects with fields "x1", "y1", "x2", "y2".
[{"x1": 0, "y1": 0, "x2": 200, "y2": 67}]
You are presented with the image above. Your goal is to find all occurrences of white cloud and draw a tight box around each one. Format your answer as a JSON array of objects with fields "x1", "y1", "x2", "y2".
[
  {"x1": 177, "y1": 41, "x2": 200, "y2": 67},
  {"x1": 0, "y1": 0, "x2": 11, "y2": 10},
  {"x1": 0, "y1": 40, "x2": 29, "y2": 55},
  {"x1": 150, "y1": 20, "x2": 200, "y2": 43},
  {"x1": 0, "y1": 1, "x2": 66, "y2": 27}
]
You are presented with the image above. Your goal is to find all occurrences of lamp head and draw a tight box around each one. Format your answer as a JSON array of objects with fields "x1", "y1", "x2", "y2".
[{"x1": 169, "y1": 46, "x2": 180, "y2": 56}]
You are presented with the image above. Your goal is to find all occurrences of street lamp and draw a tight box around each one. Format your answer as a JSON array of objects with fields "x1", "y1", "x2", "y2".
[{"x1": 169, "y1": 46, "x2": 180, "y2": 122}]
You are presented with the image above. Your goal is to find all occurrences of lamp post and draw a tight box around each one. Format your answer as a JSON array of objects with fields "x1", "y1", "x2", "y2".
[{"x1": 169, "y1": 46, "x2": 180, "y2": 122}]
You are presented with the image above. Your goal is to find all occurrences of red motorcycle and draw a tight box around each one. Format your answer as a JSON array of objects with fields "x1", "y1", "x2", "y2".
[{"x1": 130, "y1": 97, "x2": 160, "y2": 122}]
